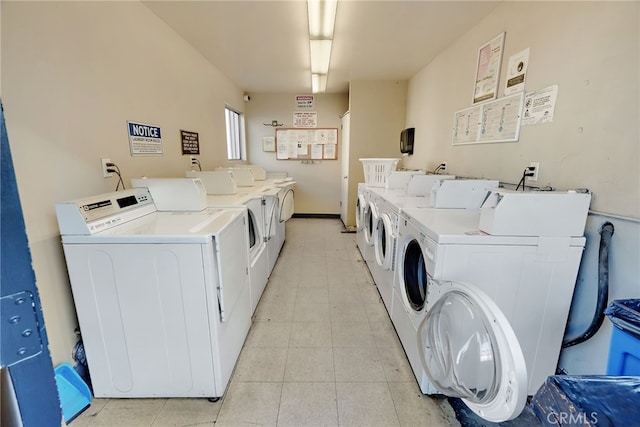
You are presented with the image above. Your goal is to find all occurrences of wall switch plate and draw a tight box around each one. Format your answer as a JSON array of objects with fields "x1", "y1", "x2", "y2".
[{"x1": 101, "y1": 158, "x2": 113, "y2": 178}]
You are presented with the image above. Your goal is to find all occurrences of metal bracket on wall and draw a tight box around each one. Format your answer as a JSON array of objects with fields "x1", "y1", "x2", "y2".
[{"x1": 1, "y1": 292, "x2": 43, "y2": 368}]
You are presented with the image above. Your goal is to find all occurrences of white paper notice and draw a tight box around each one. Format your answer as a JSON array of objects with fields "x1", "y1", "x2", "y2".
[
  {"x1": 473, "y1": 32, "x2": 505, "y2": 104},
  {"x1": 522, "y1": 85, "x2": 558, "y2": 126},
  {"x1": 478, "y1": 93, "x2": 524, "y2": 143},
  {"x1": 277, "y1": 141, "x2": 289, "y2": 159},
  {"x1": 311, "y1": 144, "x2": 323, "y2": 159},
  {"x1": 452, "y1": 105, "x2": 481, "y2": 145},
  {"x1": 324, "y1": 143, "x2": 336, "y2": 159},
  {"x1": 262, "y1": 136, "x2": 275, "y2": 152},
  {"x1": 505, "y1": 48, "x2": 529, "y2": 96},
  {"x1": 293, "y1": 111, "x2": 317, "y2": 128}
]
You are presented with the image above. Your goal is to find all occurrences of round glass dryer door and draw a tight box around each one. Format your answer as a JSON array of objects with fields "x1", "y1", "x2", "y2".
[
  {"x1": 374, "y1": 214, "x2": 393, "y2": 270},
  {"x1": 418, "y1": 281, "x2": 527, "y2": 422},
  {"x1": 402, "y1": 238, "x2": 428, "y2": 311}
]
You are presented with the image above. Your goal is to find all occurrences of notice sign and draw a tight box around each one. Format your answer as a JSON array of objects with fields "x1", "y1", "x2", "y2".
[
  {"x1": 522, "y1": 85, "x2": 558, "y2": 126},
  {"x1": 295, "y1": 95, "x2": 314, "y2": 109},
  {"x1": 293, "y1": 111, "x2": 317, "y2": 128},
  {"x1": 128, "y1": 121, "x2": 163, "y2": 156},
  {"x1": 181, "y1": 130, "x2": 200, "y2": 155}
]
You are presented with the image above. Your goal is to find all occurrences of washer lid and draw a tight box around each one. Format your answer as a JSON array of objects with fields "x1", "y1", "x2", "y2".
[{"x1": 418, "y1": 281, "x2": 527, "y2": 422}]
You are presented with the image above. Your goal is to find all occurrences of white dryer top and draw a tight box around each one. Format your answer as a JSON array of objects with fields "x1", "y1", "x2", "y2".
[
  {"x1": 402, "y1": 208, "x2": 585, "y2": 246},
  {"x1": 61, "y1": 208, "x2": 245, "y2": 244}
]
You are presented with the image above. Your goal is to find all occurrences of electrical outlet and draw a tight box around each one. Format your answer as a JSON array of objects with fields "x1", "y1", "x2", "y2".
[
  {"x1": 441, "y1": 162, "x2": 448, "y2": 172},
  {"x1": 190, "y1": 155, "x2": 197, "y2": 164},
  {"x1": 527, "y1": 161, "x2": 539, "y2": 182},
  {"x1": 101, "y1": 158, "x2": 113, "y2": 178}
]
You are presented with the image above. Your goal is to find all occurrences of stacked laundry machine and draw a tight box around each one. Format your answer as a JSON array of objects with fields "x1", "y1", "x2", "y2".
[{"x1": 356, "y1": 169, "x2": 592, "y2": 422}]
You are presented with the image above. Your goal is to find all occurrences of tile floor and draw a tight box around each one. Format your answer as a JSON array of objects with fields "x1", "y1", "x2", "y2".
[{"x1": 71, "y1": 218, "x2": 460, "y2": 426}]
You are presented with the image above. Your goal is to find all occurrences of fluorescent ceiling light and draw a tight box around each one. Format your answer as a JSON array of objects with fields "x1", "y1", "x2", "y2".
[
  {"x1": 310, "y1": 39, "x2": 332, "y2": 74},
  {"x1": 307, "y1": 0, "x2": 337, "y2": 39},
  {"x1": 311, "y1": 74, "x2": 327, "y2": 94}
]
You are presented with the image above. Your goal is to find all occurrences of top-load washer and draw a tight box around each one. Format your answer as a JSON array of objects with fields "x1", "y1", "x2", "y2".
[
  {"x1": 55, "y1": 188, "x2": 251, "y2": 398},
  {"x1": 394, "y1": 190, "x2": 591, "y2": 422},
  {"x1": 186, "y1": 170, "x2": 295, "y2": 277},
  {"x1": 131, "y1": 177, "x2": 269, "y2": 314}
]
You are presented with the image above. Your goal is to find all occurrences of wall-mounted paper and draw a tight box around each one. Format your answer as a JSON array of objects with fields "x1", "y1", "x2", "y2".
[{"x1": 263, "y1": 136, "x2": 275, "y2": 152}]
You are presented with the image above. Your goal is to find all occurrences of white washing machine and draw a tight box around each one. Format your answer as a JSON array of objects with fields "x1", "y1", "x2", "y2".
[
  {"x1": 132, "y1": 177, "x2": 269, "y2": 315},
  {"x1": 370, "y1": 194, "x2": 399, "y2": 313},
  {"x1": 186, "y1": 170, "x2": 295, "y2": 275},
  {"x1": 394, "y1": 190, "x2": 591, "y2": 421},
  {"x1": 356, "y1": 183, "x2": 369, "y2": 257},
  {"x1": 367, "y1": 177, "x2": 493, "y2": 315},
  {"x1": 205, "y1": 193, "x2": 269, "y2": 314},
  {"x1": 362, "y1": 189, "x2": 379, "y2": 267},
  {"x1": 55, "y1": 188, "x2": 251, "y2": 398}
]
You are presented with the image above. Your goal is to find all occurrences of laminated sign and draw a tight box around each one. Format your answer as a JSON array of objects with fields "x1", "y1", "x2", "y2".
[{"x1": 128, "y1": 121, "x2": 163, "y2": 156}]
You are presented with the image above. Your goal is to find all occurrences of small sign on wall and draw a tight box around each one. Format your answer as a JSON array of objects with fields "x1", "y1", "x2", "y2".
[
  {"x1": 293, "y1": 111, "x2": 317, "y2": 128},
  {"x1": 180, "y1": 130, "x2": 200, "y2": 155},
  {"x1": 128, "y1": 121, "x2": 163, "y2": 156},
  {"x1": 295, "y1": 95, "x2": 314, "y2": 109}
]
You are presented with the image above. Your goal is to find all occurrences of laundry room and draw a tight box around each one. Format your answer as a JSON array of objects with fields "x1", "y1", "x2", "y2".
[{"x1": 1, "y1": 1, "x2": 638, "y2": 426}]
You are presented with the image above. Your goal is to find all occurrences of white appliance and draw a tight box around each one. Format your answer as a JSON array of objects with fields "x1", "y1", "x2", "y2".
[
  {"x1": 430, "y1": 179, "x2": 499, "y2": 209},
  {"x1": 356, "y1": 183, "x2": 369, "y2": 257},
  {"x1": 274, "y1": 179, "x2": 295, "y2": 259},
  {"x1": 394, "y1": 191, "x2": 590, "y2": 421},
  {"x1": 406, "y1": 174, "x2": 455, "y2": 196},
  {"x1": 362, "y1": 188, "x2": 379, "y2": 266},
  {"x1": 206, "y1": 193, "x2": 268, "y2": 314},
  {"x1": 186, "y1": 170, "x2": 237, "y2": 195},
  {"x1": 130, "y1": 178, "x2": 269, "y2": 314},
  {"x1": 215, "y1": 167, "x2": 255, "y2": 186},
  {"x1": 188, "y1": 171, "x2": 295, "y2": 277},
  {"x1": 370, "y1": 194, "x2": 399, "y2": 313},
  {"x1": 130, "y1": 177, "x2": 208, "y2": 211},
  {"x1": 384, "y1": 170, "x2": 425, "y2": 190},
  {"x1": 55, "y1": 188, "x2": 251, "y2": 398}
]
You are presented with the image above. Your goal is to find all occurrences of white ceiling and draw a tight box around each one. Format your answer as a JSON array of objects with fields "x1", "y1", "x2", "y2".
[{"x1": 143, "y1": 1, "x2": 500, "y2": 94}]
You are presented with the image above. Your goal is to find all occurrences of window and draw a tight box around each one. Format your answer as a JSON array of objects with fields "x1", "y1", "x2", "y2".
[{"x1": 225, "y1": 107, "x2": 245, "y2": 160}]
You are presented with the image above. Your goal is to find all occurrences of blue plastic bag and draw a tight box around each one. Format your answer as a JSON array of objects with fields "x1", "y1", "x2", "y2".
[{"x1": 605, "y1": 299, "x2": 640, "y2": 339}]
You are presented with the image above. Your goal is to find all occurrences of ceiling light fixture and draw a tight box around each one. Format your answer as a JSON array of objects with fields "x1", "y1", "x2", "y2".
[{"x1": 307, "y1": 0, "x2": 337, "y2": 93}]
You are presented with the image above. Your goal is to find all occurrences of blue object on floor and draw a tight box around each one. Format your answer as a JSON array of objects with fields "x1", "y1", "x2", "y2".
[
  {"x1": 531, "y1": 375, "x2": 640, "y2": 427},
  {"x1": 54, "y1": 363, "x2": 92, "y2": 423},
  {"x1": 605, "y1": 299, "x2": 640, "y2": 375},
  {"x1": 448, "y1": 397, "x2": 542, "y2": 426}
]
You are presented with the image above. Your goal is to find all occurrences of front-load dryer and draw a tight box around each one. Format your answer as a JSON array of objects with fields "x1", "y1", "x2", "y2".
[
  {"x1": 418, "y1": 279, "x2": 528, "y2": 422},
  {"x1": 395, "y1": 195, "x2": 590, "y2": 420},
  {"x1": 356, "y1": 183, "x2": 369, "y2": 257},
  {"x1": 55, "y1": 188, "x2": 252, "y2": 399},
  {"x1": 362, "y1": 189, "x2": 379, "y2": 267},
  {"x1": 371, "y1": 194, "x2": 399, "y2": 313}
]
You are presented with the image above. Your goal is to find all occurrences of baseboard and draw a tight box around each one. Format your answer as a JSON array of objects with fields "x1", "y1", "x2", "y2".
[{"x1": 291, "y1": 213, "x2": 341, "y2": 219}]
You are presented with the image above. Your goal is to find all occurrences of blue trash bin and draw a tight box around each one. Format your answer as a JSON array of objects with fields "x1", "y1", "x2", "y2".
[{"x1": 605, "y1": 299, "x2": 640, "y2": 375}]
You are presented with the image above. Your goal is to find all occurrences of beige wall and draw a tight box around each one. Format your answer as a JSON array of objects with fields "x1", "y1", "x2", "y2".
[
  {"x1": 346, "y1": 80, "x2": 407, "y2": 226},
  {"x1": 2, "y1": 1, "x2": 244, "y2": 365},
  {"x1": 404, "y1": 1, "x2": 639, "y2": 218},
  {"x1": 245, "y1": 93, "x2": 348, "y2": 214}
]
